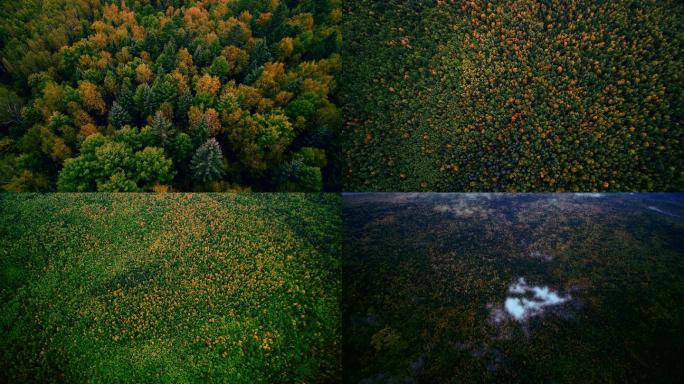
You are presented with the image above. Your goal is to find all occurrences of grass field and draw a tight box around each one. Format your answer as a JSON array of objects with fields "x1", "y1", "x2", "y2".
[
  {"x1": 343, "y1": 193, "x2": 684, "y2": 383},
  {"x1": 0, "y1": 193, "x2": 341, "y2": 383},
  {"x1": 341, "y1": 0, "x2": 684, "y2": 191}
]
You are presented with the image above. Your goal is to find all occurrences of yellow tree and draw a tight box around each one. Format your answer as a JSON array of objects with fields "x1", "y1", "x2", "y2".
[
  {"x1": 136, "y1": 63, "x2": 153, "y2": 83},
  {"x1": 195, "y1": 73, "x2": 221, "y2": 97},
  {"x1": 78, "y1": 81, "x2": 106, "y2": 115}
]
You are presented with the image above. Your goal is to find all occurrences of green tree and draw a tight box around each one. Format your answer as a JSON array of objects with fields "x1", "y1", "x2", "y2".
[
  {"x1": 57, "y1": 133, "x2": 174, "y2": 192},
  {"x1": 151, "y1": 74, "x2": 176, "y2": 104},
  {"x1": 134, "y1": 84, "x2": 158, "y2": 119},
  {"x1": 229, "y1": 112, "x2": 295, "y2": 176},
  {"x1": 208, "y1": 56, "x2": 230, "y2": 80},
  {"x1": 151, "y1": 110, "x2": 175, "y2": 147},
  {"x1": 176, "y1": 88, "x2": 192, "y2": 125},
  {"x1": 249, "y1": 39, "x2": 272, "y2": 70},
  {"x1": 97, "y1": 171, "x2": 140, "y2": 192},
  {"x1": 109, "y1": 101, "x2": 132, "y2": 128},
  {"x1": 191, "y1": 117, "x2": 209, "y2": 148},
  {"x1": 190, "y1": 138, "x2": 224, "y2": 183},
  {"x1": 171, "y1": 132, "x2": 193, "y2": 163},
  {"x1": 285, "y1": 92, "x2": 318, "y2": 121},
  {"x1": 274, "y1": 147, "x2": 326, "y2": 191},
  {"x1": 156, "y1": 39, "x2": 177, "y2": 73},
  {"x1": 57, "y1": 156, "x2": 97, "y2": 192},
  {"x1": 118, "y1": 83, "x2": 135, "y2": 116},
  {"x1": 221, "y1": 24, "x2": 249, "y2": 47},
  {"x1": 134, "y1": 146, "x2": 175, "y2": 188}
]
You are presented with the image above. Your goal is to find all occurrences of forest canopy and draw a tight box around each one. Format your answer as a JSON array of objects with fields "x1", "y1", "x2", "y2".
[
  {"x1": 341, "y1": 0, "x2": 684, "y2": 192},
  {"x1": 0, "y1": 0, "x2": 342, "y2": 191}
]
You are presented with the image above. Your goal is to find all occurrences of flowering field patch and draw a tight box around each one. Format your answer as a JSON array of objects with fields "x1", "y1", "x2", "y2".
[{"x1": 0, "y1": 193, "x2": 340, "y2": 383}]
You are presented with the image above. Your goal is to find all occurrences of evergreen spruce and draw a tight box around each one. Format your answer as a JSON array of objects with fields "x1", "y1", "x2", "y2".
[
  {"x1": 191, "y1": 117, "x2": 209, "y2": 148},
  {"x1": 151, "y1": 110, "x2": 175, "y2": 147},
  {"x1": 118, "y1": 83, "x2": 134, "y2": 116},
  {"x1": 140, "y1": 84, "x2": 158, "y2": 119},
  {"x1": 190, "y1": 138, "x2": 224, "y2": 183},
  {"x1": 109, "y1": 101, "x2": 132, "y2": 128},
  {"x1": 249, "y1": 39, "x2": 272, "y2": 70},
  {"x1": 176, "y1": 88, "x2": 192, "y2": 125}
]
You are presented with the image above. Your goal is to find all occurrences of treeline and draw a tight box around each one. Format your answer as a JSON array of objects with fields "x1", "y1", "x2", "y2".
[{"x1": 0, "y1": 0, "x2": 342, "y2": 191}]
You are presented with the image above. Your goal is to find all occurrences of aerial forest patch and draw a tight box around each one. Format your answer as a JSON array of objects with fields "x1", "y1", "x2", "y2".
[
  {"x1": 342, "y1": 193, "x2": 684, "y2": 383},
  {"x1": 0, "y1": 193, "x2": 341, "y2": 382},
  {"x1": 0, "y1": 0, "x2": 341, "y2": 191},
  {"x1": 341, "y1": 0, "x2": 684, "y2": 191}
]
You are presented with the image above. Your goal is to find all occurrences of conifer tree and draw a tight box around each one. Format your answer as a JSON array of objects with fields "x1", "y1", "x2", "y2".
[
  {"x1": 151, "y1": 110, "x2": 174, "y2": 147},
  {"x1": 250, "y1": 39, "x2": 272, "y2": 71},
  {"x1": 191, "y1": 117, "x2": 209, "y2": 148},
  {"x1": 134, "y1": 84, "x2": 158, "y2": 119},
  {"x1": 118, "y1": 84, "x2": 135, "y2": 118},
  {"x1": 190, "y1": 138, "x2": 224, "y2": 183},
  {"x1": 109, "y1": 101, "x2": 132, "y2": 128},
  {"x1": 176, "y1": 88, "x2": 192, "y2": 125}
]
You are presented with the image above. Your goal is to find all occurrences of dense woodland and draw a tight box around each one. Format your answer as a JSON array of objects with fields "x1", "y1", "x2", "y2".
[
  {"x1": 342, "y1": 0, "x2": 684, "y2": 191},
  {"x1": 0, "y1": 0, "x2": 341, "y2": 191},
  {"x1": 1, "y1": 193, "x2": 341, "y2": 382},
  {"x1": 343, "y1": 193, "x2": 684, "y2": 383}
]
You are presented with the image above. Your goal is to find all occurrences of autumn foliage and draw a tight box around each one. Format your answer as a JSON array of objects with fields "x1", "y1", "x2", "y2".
[
  {"x1": 342, "y1": 0, "x2": 684, "y2": 192},
  {"x1": 0, "y1": 193, "x2": 342, "y2": 382},
  {"x1": 343, "y1": 193, "x2": 684, "y2": 382},
  {"x1": 0, "y1": 0, "x2": 341, "y2": 191}
]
